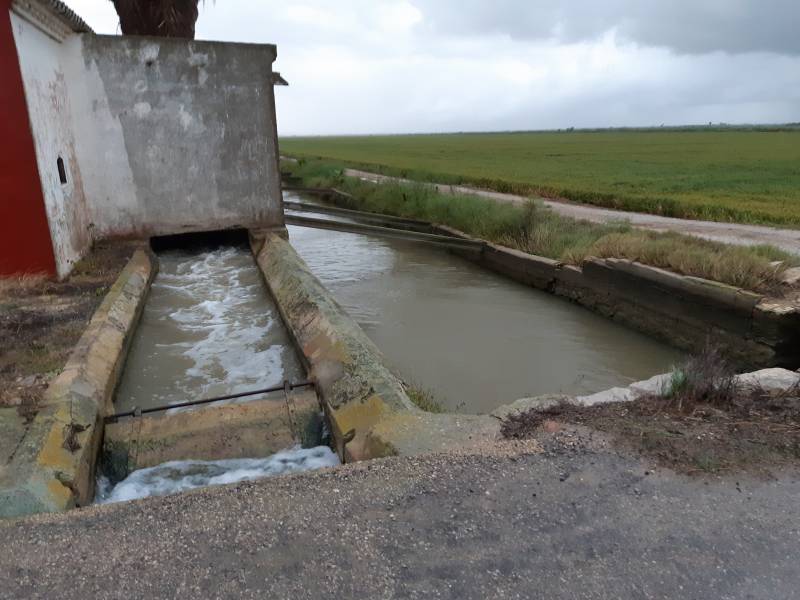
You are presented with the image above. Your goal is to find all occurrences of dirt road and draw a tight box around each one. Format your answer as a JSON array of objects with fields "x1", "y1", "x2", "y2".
[{"x1": 346, "y1": 168, "x2": 800, "y2": 256}]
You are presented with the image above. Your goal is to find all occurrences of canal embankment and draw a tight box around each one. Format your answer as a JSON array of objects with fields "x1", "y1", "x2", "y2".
[
  {"x1": 433, "y1": 223, "x2": 800, "y2": 368},
  {"x1": 281, "y1": 177, "x2": 800, "y2": 370},
  {"x1": 0, "y1": 249, "x2": 155, "y2": 517},
  {"x1": 282, "y1": 159, "x2": 800, "y2": 290},
  {"x1": 284, "y1": 196, "x2": 683, "y2": 413}
]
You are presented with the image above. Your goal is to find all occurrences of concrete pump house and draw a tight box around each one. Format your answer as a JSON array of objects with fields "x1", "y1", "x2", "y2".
[{"x1": 1, "y1": 0, "x2": 286, "y2": 279}]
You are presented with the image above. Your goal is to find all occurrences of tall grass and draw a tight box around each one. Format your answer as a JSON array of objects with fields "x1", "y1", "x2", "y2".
[{"x1": 286, "y1": 159, "x2": 798, "y2": 293}]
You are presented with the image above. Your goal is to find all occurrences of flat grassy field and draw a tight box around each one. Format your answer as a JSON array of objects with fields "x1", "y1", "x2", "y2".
[{"x1": 281, "y1": 130, "x2": 800, "y2": 227}]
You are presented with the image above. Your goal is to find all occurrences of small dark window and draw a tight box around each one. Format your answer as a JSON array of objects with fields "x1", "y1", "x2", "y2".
[{"x1": 57, "y1": 156, "x2": 67, "y2": 184}]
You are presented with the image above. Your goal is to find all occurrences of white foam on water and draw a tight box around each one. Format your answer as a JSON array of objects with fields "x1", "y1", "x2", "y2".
[
  {"x1": 114, "y1": 245, "x2": 302, "y2": 411},
  {"x1": 96, "y1": 446, "x2": 340, "y2": 504}
]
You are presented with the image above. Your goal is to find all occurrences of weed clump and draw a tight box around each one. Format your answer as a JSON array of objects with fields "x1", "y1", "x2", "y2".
[
  {"x1": 406, "y1": 384, "x2": 444, "y2": 413},
  {"x1": 660, "y1": 344, "x2": 739, "y2": 412}
]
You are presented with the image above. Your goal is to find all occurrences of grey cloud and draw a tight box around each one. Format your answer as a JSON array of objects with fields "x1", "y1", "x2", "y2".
[
  {"x1": 68, "y1": 0, "x2": 800, "y2": 135},
  {"x1": 415, "y1": 0, "x2": 800, "y2": 55}
]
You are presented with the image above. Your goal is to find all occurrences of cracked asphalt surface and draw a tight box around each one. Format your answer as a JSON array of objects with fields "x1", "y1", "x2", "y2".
[{"x1": 1, "y1": 434, "x2": 799, "y2": 599}]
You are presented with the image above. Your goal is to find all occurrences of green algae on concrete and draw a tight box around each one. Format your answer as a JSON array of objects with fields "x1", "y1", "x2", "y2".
[
  {"x1": 0, "y1": 250, "x2": 155, "y2": 518},
  {"x1": 251, "y1": 230, "x2": 563, "y2": 461},
  {"x1": 251, "y1": 231, "x2": 418, "y2": 461}
]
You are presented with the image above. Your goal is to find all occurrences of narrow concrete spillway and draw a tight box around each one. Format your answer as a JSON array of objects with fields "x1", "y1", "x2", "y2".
[
  {"x1": 287, "y1": 195, "x2": 684, "y2": 414},
  {"x1": 103, "y1": 245, "x2": 338, "y2": 503},
  {"x1": 96, "y1": 447, "x2": 340, "y2": 504},
  {"x1": 115, "y1": 246, "x2": 303, "y2": 412}
]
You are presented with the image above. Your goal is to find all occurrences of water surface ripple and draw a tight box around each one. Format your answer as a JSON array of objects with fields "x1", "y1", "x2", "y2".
[
  {"x1": 287, "y1": 194, "x2": 683, "y2": 413},
  {"x1": 114, "y1": 246, "x2": 302, "y2": 412}
]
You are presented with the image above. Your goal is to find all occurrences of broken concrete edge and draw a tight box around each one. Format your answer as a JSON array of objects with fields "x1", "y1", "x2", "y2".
[
  {"x1": 251, "y1": 230, "x2": 512, "y2": 462},
  {"x1": 493, "y1": 368, "x2": 800, "y2": 420},
  {"x1": 0, "y1": 249, "x2": 156, "y2": 519},
  {"x1": 430, "y1": 223, "x2": 800, "y2": 369}
]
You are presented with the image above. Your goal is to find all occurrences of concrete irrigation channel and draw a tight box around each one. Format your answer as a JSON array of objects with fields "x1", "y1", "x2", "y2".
[
  {"x1": 284, "y1": 192, "x2": 683, "y2": 413},
  {"x1": 1, "y1": 194, "x2": 799, "y2": 518}
]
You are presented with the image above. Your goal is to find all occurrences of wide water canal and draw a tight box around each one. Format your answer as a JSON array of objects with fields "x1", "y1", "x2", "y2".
[{"x1": 287, "y1": 194, "x2": 683, "y2": 414}]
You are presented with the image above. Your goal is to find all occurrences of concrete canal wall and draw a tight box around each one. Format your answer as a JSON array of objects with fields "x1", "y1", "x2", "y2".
[
  {"x1": 103, "y1": 389, "x2": 321, "y2": 480},
  {"x1": 289, "y1": 188, "x2": 798, "y2": 368},
  {"x1": 0, "y1": 249, "x2": 155, "y2": 518},
  {"x1": 432, "y1": 224, "x2": 800, "y2": 369},
  {"x1": 250, "y1": 230, "x2": 416, "y2": 461},
  {"x1": 251, "y1": 231, "x2": 509, "y2": 461}
]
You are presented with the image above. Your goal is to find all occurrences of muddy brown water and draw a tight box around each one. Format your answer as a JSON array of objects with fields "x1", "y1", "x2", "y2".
[
  {"x1": 114, "y1": 246, "x2": 303, "y2": 413},
  {"x1": 286, "y1": 193, "x2": 683, "y2": 414}
]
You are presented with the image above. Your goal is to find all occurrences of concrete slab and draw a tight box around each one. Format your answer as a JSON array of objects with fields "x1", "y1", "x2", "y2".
[
  {"x1": 735, "y1": 368, "x2": 800, "y2": 393},
  {"x1": 103, "y1": 390, "x2": 322, "y2": 478},
  {"x1": 576, "y1": 386, "x2": 635, "y2": 406}
]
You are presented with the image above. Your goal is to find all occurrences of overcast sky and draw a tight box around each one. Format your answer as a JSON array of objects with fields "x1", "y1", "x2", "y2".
[{"x1": 69, "y1": 0, "x2": 800, "y2": 135}]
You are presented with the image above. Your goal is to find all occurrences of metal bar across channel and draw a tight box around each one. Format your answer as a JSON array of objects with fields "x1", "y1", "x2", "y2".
[{"x1": 105, "y1": 380, "x2": 315, "y2": 422}]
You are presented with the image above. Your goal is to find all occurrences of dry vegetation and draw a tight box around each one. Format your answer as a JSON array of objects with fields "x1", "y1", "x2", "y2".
[
  {"x1": 0, "y1": 241, "x2": 138, "y2": 418},
  {"x1": 502, "y1": 346, "x2": 800, "y2": 475}
]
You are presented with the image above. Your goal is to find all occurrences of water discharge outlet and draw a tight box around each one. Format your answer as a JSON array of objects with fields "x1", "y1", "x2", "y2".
[{"x1": 98, "y1": 237, "x2": 338, "y2": 503}]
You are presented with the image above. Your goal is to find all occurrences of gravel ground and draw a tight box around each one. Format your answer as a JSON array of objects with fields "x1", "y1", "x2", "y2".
[
  {"x1": 2, "y1": 430, "x2": 799, "y2": 599},
  {"x1": 346, "y1": 169, "x2": 800, "y2": 256}
]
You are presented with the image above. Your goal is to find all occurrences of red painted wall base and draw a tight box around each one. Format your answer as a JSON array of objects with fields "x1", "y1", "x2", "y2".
[{"x1": 0, "y1": 0, "x2": 56, "y2": 277}]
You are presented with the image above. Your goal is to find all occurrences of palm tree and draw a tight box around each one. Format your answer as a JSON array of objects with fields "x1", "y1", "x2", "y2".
[{"x1": 111, "y1": 0, "x2": 200, "y2": 38}]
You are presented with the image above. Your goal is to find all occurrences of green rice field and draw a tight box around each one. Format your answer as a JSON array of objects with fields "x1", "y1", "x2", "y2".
[{"x1": 281, "y1": 130, "x2": 800, "y2": 227}]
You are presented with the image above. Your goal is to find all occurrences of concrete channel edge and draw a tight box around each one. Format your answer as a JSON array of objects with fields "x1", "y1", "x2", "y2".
[
  {"x1": 302, "y1": 187, "x2": 798, "y2": 366},
  {"x1": 250, "y1": 230, "x2": 509, "y2": 461},
  {"x1": 0, "y1": 249, "x2": 156, "y2": 519},
  {"x1": 430, "y1": 224, "x2": 800, "y2": 368}
]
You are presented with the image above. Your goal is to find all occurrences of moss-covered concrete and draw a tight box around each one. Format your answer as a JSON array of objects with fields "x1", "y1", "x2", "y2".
[
  {"x1": 251, "y1": 231, "x2": 515, "y2": 461},
  {"x1": 251, "y1": 231, "x2": 420, "y2": 461},
  {"x1": 0, "y1": 250, "x2": 155, "y2": 518}
]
